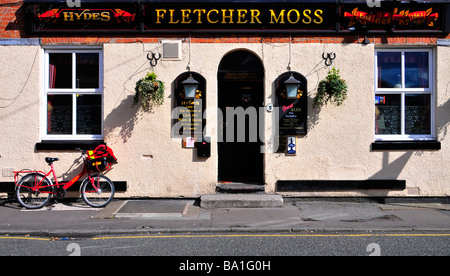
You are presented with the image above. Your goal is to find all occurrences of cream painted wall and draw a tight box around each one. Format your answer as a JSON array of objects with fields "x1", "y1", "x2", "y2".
[{"x1": 1, "y1": 42, "x2": 449, "y2": 198}]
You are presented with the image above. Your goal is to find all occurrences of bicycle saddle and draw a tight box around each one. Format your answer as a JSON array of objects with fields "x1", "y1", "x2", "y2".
[{"x1": 45, "y1": 157, "x2": 59, "y2": 164}]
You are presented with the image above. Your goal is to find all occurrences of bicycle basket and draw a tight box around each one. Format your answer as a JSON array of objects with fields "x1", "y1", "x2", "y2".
[
  {"x1": 87, "y1": 144, "x2": 118, "y2": 165},
  {"x1": 87, "y1": 157, "x2": 111, "y2": 173}
]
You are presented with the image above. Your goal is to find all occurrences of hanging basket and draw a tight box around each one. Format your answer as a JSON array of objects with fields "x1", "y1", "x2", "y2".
[
  {"x1": 133, "y1": 72, "x2": 165, "y2": 110},
  {"x1": 313, "y1": 67, "x2": 348, "y2": 108}
]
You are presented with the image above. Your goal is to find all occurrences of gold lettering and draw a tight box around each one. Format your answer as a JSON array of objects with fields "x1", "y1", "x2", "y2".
[
  {"x1": 221, "y1": 9, "x2": 234, "y2": 24},
  {"x1": 83, "y1": 12, "x2": 92, "y2": 20},
  {"x1": 101, "y1": 11, "x2": 111, "y2": 21},
  {"x1": 63, "y1": 9, "x2": 114, "y2": 22},
  {"x1": 169, "y1": 9, "x2": 179, "y2": 24},
  {"x1": 155, "y1": 9, "x2": 166, "y2": 24},
  {"x1": 237, "y1": 9, "x2": 247, "y2": 24},
  {"x1": 181, "y1": 9, "x2": 192, "y2": 24},
  {"x1": 250, "y1": 9, "x2": 262, "y2": 24},
  {"x1": 193, "y1": 9, "x2": 206, "y2": 24},
  {"x1": 63, "y1": 12, "x2": 74, "y2": 21},
  {"x1": 302, "y1": 9, "x2": 312, "y2": 24},
  {"x1": 269, "y1": 9, "x2": 285, "y2": 24},
  {"x1": 313, "y1": 9, "x2": 323, "y2": 24},
  {"x1": 287, "y1": 9, "x2": 300, "y2": 24},
  {"x1": 74, "y1": 12, "x2": 83, "y2": 20},
  {"x1": 207, "y1": 9, "x2": 219, "y2": 24}
]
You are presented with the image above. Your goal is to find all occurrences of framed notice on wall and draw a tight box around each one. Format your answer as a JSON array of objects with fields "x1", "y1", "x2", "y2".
[
  {"x1": 286, "y1": 136, "x2": 297, "y2": 156},
  {"x1": 275, "y1": 72, "x2": 308, "y2": 136}
]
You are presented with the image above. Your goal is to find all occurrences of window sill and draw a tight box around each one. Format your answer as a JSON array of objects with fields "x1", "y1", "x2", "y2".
[
  {"x1": 371, "y1": 140, "x2": 441, "y2": 151},
  {"x1": 35, "y1": 140, "x2": 104, "y2": 151}
]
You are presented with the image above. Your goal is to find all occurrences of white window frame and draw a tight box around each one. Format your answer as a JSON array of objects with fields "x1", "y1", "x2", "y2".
[
  {"x1": 41, "y1": 47, "x2": 104, "y2": 141},
  {"x1": 374, "y1": 48, "x2": 435, "y2": 141}
]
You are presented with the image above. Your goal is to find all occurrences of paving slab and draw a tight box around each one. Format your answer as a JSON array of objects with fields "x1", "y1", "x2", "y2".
[
  {"x1": 210, "y1": 205, "x2": 302, "y2": 229},
  {"x1": 296, "y1": 201, "x2": 391, "y2": 222}
]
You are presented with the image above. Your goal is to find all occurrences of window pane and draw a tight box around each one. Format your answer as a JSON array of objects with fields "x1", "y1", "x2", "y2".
[
  {"x1": 375, "y1": 94, "x2": 401, "y2": 135},
  {"x1": 405, "y1": 94, "x2": 431, "y2": 135},
  {"x1": 377, "y1": 52, "x2": 401, "y2": 88},
  {"x1": 47, "y1": 95, "x2": 72, "y2": 135},
  {"x1": 76, "y1": 95, "x2": 102, "y2": 135},
  {"x1": 76, "y1": 53, "x2": 99, "y2": 89},
  {"x1": 405, "y1": 52, "x2": 429, "y2": 89},
  {"x1": 49, "y1": 53, "x2": 72, "y2": 89}
]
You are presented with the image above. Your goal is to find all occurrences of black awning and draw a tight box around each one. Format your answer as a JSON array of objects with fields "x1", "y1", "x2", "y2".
[
  {"x1": 22, "y1": 0, "x2": 450, "y2": 4},
  {"x1": 23, "y1": 0, "x2": 335, "y2": 3},
  {"x1": 23, "y1": 0, "x2": 139, "y2": 3},
  {"x1": 142, "y1": 0, "x2": 337, "y2": 3},
  {"x1": 24, "y1": 0, "x2": 450, "y2": 34}
]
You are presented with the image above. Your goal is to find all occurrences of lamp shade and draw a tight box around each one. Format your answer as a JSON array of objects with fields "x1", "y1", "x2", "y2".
[
  {"x1": 182, "y1": 74, "x2": 199, "y2": 99},
  {"x1": 284, "y1": 74, "x2": 301, "y2": 99}
]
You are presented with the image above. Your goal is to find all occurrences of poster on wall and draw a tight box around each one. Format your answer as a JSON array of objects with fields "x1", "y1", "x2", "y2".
[
  {"x1": 275, "y1": 72, "x2": 308, "y2": 136},
  {"x1": 173, "y1": 72, "x2": 207, "y2": 138}
]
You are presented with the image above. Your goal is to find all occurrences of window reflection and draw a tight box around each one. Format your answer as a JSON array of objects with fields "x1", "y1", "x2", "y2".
[{"x1": 377, "y1": 52, "x2": 401, "y2": 89}]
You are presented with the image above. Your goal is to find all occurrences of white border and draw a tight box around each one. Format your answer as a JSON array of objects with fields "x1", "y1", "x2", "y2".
[
  {"x1": 374, "y1": 48, "x2": 435, "y2": 141},
  {"x1": 41, "y1": 46, "x2": 104, "y2": 141}
]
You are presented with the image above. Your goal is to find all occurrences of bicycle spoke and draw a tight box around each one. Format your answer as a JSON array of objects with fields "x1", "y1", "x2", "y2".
[
  {"x1": 16, "y1": 173, "x2": 53, "y2": 209},
  {"x1": 81, "y1": 175, "x2": 115, "y2": 208}
]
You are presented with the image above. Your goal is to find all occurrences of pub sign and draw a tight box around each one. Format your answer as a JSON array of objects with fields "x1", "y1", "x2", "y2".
[{"x1": 24, "y1": 0, "x2": 450, "y2": 34}]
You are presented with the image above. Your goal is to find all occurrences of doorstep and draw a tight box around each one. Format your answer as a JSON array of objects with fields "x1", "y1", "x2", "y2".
[{"x1": 200, "y1": 194, "x2": 284, "y2": 210}]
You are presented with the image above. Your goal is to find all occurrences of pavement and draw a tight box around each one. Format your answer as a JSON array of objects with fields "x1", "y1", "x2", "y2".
[{"x1": 0, "y1": 195, "x2": 450, "y2": 238}]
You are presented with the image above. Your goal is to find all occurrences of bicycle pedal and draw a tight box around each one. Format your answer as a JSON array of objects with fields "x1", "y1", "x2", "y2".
[{"x1": 55, "y1": 187, "x2": 66, "y2": 200}]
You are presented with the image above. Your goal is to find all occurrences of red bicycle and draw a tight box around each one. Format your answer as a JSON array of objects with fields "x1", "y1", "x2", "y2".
[{"x1": 14, "y1": 147, "x2": 116, "y2": 209}]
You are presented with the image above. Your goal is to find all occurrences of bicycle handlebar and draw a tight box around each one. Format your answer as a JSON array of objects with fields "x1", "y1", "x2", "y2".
[
  {"x1": 75, "y1": 148, "x2": 87, "y2": 154},
  {"x1": 75, "y1": 148, "x2": 88, "y2": 163}
]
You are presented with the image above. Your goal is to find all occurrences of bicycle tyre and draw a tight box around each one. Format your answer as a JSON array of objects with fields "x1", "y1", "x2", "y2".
[
  {"x1": 16, "y1": 173, "x2": 53, "y2": 209},
  {"x1": 81, "y1": 174, "x2": 115, "y2": 208}
]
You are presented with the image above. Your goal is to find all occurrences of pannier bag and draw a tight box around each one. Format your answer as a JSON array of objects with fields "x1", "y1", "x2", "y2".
[{"x1": 87, "y1": 144, "x2": 118, "y2": 172}]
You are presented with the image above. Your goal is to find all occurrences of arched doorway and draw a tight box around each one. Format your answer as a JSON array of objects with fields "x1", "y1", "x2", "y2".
[{"x1": 218, "y1": 50, "x2": 264, "y2": 184}]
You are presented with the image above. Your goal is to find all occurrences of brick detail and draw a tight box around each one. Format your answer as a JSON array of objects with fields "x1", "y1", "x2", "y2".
[{"x1": 0, "y1": 1, "x2": 24, "y2": 38}]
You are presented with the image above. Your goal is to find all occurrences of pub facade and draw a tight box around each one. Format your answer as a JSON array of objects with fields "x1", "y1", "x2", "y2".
[{"x1": 0, "y1": 0, "x2": 450, "y2": 198}]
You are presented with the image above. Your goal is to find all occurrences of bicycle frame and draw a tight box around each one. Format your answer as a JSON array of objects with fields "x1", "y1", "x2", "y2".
[{"x1": 14, "y1": 163, "x2": 97, "y2": 194}]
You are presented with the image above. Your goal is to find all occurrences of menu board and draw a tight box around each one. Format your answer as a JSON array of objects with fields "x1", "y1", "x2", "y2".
[
  {"x1": 173, "y1": 72, "x2": 207, "y2": 137},
  {"x1": 279, "y1": 100, "x2": 307, "y2": 135},
  {"x1": 177, "y1": 99, "x2": 204, "y2": 135},
  {"x1": 276, "y1": 72, "x2": 308, "y2": 136}
]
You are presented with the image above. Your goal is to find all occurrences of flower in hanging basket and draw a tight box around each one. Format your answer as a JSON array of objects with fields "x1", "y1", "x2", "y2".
[
  {"x1": 279, "y1": 89, "x2": 303, "y2": 99},
  {"x1": 133, "y1": 72, "x2": 165, "y2": 110},
  {"x1": 195, "y1": 90, "x2": 203, "y2": 99},
  {"x1": 178, "y1": 89, "x2": 202, "y2": 100},
  {"x1": 313, "y1": 67, "x2": 348, "y2": 108}
]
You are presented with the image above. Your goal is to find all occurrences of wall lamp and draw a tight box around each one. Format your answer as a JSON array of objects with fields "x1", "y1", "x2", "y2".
[
  {"x1": 181, "y1": 74, "x2": 199, "y2": 99},
  {"x1": 284, "y1": 74, "x2": 302, "y2": 99}
]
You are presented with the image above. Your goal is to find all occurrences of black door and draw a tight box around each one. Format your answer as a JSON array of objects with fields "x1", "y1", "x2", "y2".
[{"x1": 218, "y1": 51, "x2": 264, "y2": 184}]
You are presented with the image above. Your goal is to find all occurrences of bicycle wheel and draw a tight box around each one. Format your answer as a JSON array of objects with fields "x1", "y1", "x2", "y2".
[
  {"x1": 16, "y1": 173, "x2": 53, "y2": 209},
  {"x1": 81, "y1": 174, "x2": 115, "y2": 208}
]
